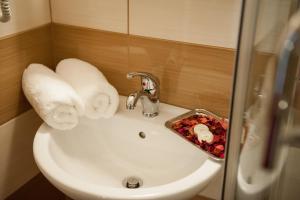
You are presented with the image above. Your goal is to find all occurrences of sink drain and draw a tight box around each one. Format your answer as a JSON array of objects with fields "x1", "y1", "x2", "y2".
[
  {"x1": 139, "y1": 131, "x2": 146, "y2": 139},
  {"x1": 122, "y1": 176, "x2": 143, "y2": 189}
]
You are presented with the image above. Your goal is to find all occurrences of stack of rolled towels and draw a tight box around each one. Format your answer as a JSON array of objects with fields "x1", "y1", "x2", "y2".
[{"x1": 22, "y1": 58, "x2": 119, "y2": 130}]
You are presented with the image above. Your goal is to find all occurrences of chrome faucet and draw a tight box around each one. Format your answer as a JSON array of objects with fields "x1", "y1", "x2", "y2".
[{"x1": 126, "y1": 72, "x2": 160, "y2": 117}]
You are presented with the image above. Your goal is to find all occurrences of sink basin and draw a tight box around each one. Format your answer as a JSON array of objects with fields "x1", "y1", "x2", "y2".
[{"x1": 33, "y1": 96, "x2": 222, "y2": 200}]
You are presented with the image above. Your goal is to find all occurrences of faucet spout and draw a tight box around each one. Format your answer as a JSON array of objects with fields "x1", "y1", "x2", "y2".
[{"x1": 126, "y1": 92, "x2": 140, "y2": 110}]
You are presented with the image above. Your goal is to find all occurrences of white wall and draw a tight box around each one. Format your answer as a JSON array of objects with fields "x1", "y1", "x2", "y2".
[
  {"x1": 0, "y1": 0, "x2": 51, "y2": 38},
  {"x1": 0, "y1": 110, "x2": 41, "y2": 199},
  {"x1": 50, "y1": 0, "x2": 242, "y2": 48}
]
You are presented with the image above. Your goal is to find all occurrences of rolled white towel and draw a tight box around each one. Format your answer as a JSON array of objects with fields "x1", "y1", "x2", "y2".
[
  {"x1": 22, "y1": 64, "x2": 84, "y2": 130},
  {"x1": 56, "y1": 58, "x2": 119, "y2": 119}
]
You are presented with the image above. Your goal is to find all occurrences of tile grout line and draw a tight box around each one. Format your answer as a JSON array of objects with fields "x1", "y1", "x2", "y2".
[
  {"x1": 48, "y1": 0, "x2": 53, "y2": 22},
  {"x1": 48, "y1": 0, "x2": 55, "y2": 68},
  {"x1": 127, "y1": 0, "x2": 130, "y2": 35},
  {"x1": 127, "y1": 0, "x2": 130, "y2": 70}
]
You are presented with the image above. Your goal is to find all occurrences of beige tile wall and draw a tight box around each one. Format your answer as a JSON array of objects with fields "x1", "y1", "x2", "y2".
[
  {"x1": 0, "y1": 0, "x2": 51, "y2": 38},
  {"x1": 129, "y1": 0, "x2": 242, "y2": 48},
  {"x1": 50, "y1": 0, "x2": 128, "y2": 33},
  {"x1": 50, "y1": 0, "x2": 242, "y2": 48}
]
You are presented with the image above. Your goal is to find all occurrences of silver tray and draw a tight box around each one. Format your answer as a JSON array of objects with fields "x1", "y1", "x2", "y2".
[{"x1": 165, "y1": 109, "x2": 225, "y2": 161}]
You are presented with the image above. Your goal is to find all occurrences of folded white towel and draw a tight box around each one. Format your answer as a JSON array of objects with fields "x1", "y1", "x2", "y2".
[
  {"x1": 22, "y1": 64, "x2": 84, "y2": 130},
  {"x1": 56, "y1": 58, "x2": 119, "y2": 119}
]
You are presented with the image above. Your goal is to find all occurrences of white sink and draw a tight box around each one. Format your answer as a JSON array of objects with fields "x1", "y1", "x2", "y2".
[{"x1": 33, "y1": 96, "x2": 222, "y2": 200}]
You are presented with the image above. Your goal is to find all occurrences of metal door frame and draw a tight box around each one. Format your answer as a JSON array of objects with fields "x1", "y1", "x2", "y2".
[
  {"x1": 222, "y1": 0, "x2": 300, "y2": 199},
  {"x1": 222, "y1": 0, "x2": 260, "y2": 199}
]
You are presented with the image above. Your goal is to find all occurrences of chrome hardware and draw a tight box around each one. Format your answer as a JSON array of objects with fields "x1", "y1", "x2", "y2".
[
  {"x1": 122, "y1": 176, "x2": 143, "y2": 189},
  {"x1": 138, "y1": 131, "x2": 146, "y2": 139},
  {"x1": 0, "y1": 0, "x2": 11, "y2": 23},
  {"x1": 126, "y1": 72, "x2": 160, "y2": 117}
]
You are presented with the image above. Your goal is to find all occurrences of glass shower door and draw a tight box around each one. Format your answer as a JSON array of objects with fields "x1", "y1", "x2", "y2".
[{"x1": 224, "y1": 0, "x2": 300, "y2": 199}]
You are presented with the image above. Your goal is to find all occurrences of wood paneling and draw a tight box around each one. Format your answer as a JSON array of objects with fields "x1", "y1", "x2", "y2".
[
  {"x1": 52, "y1": 23, "x2": 130, "y2": 98},
  {"x1": 52, "y1": 23, "x2": 235, "y2": 117},
  {"x1": 0, "y1": 24, "x2": 52, "y2": 125},
  {"x1": 128, "y1": 35, "x2": 234, "y2": 117}
]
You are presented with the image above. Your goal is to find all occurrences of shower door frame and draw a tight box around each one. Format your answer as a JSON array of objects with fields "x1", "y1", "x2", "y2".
[
  {"x1": 222, "y1": 0, "x2": 260, "y2": 199},
  {"x1": 222, "y1": 0, "x2": 300, "y2": 199}
]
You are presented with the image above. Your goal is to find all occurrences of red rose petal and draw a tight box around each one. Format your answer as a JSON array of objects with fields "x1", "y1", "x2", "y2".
[{"x1": 172, "y1": 114, "x2": 227, "y2": 158}]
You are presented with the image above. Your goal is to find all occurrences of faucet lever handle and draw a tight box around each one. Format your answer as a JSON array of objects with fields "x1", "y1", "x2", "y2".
[
  {"x1": 126, "y1": 72, "x2": 160, "y2": 97},
  {"x1": 127, "y1": 72, "x2": 159, "y2": 85}
]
